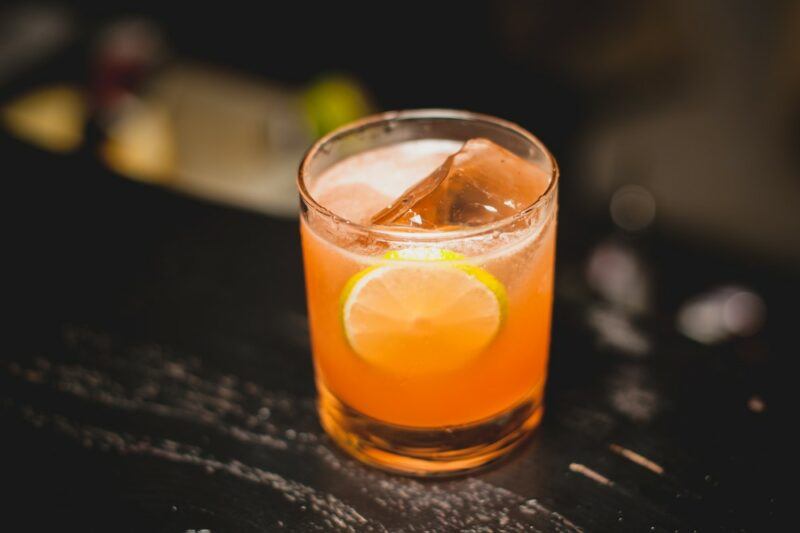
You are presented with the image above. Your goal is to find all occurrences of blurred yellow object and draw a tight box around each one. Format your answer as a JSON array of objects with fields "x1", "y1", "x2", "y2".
[
  {"x1": 304, "y1": 75, "x2": 372, "y2": 137},
  {"x1": 2, "y1": 84, "x2": 86, "y2": 152},
  {"x1": 102, "y1": 100, "x2": 175, "y2": 183}
]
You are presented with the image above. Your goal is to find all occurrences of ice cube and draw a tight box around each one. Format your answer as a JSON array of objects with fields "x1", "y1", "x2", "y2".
[
  {"x1": 371, "y1": 138, "x2": 549, "y2": 228},
  {"x1": 314, "y1": 182, "x2": 392, "y2": 225}
]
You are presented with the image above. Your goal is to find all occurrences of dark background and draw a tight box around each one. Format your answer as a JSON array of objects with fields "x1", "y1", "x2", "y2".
[{"x1": 2, "y1": 2, "x2": 796, "y2": 531}]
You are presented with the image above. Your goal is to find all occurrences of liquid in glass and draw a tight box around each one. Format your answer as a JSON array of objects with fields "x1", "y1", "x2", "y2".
[{"x1": 298, "y1": 110, "x2": 558, "y2": 475}]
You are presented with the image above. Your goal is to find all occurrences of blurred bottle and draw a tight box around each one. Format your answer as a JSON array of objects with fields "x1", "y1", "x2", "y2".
[
  {"x1": 103, "y1": 66, "x2": 371, "y2": 217},
  {"x1": 85, "y1": 21, "x2": 366, "y2": 217}
]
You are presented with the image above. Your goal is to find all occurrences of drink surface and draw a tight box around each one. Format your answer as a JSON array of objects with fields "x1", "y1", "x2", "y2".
[
  {"x1": 311, "y1": 139, "x2": 463, "y2": 224},
  {"x1": 301, "y1": 138, "x2": 556, "y2": 427}
]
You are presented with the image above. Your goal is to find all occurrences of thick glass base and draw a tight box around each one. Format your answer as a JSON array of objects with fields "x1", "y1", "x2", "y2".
[{"x1": 317, "y1": 382, "x2": 544, "y2": 477}]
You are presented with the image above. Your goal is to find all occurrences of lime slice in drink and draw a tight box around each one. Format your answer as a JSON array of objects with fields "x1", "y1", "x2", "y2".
[{"x1": 340, "y1": 249, "x2": 507, "y2": 376}]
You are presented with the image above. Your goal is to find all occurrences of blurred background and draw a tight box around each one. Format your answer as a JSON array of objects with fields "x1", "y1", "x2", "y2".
[{"x1": 3, "y1": 1, "x2": 798, "y2": 351}]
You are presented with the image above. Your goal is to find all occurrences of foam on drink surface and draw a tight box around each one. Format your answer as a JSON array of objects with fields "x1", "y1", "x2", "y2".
[
  {"x1": 310, "y1": 139, "x2": 462, "y2": 224},
  {"x1": 307, "y1": 138, "x2": 553, "y2": 262}
]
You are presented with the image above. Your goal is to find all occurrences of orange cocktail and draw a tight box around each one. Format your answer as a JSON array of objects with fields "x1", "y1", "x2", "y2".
[{"x1": 298, "y1": 110, "x2": 558, "y2": 475}]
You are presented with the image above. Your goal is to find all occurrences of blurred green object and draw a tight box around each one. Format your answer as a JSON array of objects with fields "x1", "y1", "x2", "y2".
[{"x1": 304, "y1": 75, "x2": 373, "y2": 138}]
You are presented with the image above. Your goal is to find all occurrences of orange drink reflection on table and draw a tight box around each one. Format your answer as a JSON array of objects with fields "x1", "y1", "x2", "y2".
[{"x1": 298, "y1": 110, "x2": 558, "y2": 475}]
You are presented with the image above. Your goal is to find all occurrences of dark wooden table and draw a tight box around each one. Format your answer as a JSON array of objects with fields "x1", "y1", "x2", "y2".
[{"x1": 3, "y1": 133, "x2": 787, "y2": 532}]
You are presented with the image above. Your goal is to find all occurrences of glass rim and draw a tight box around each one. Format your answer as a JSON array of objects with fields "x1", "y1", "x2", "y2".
[{"x1": 297, "y1": 108, "x2": 559, "y2": 243}]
